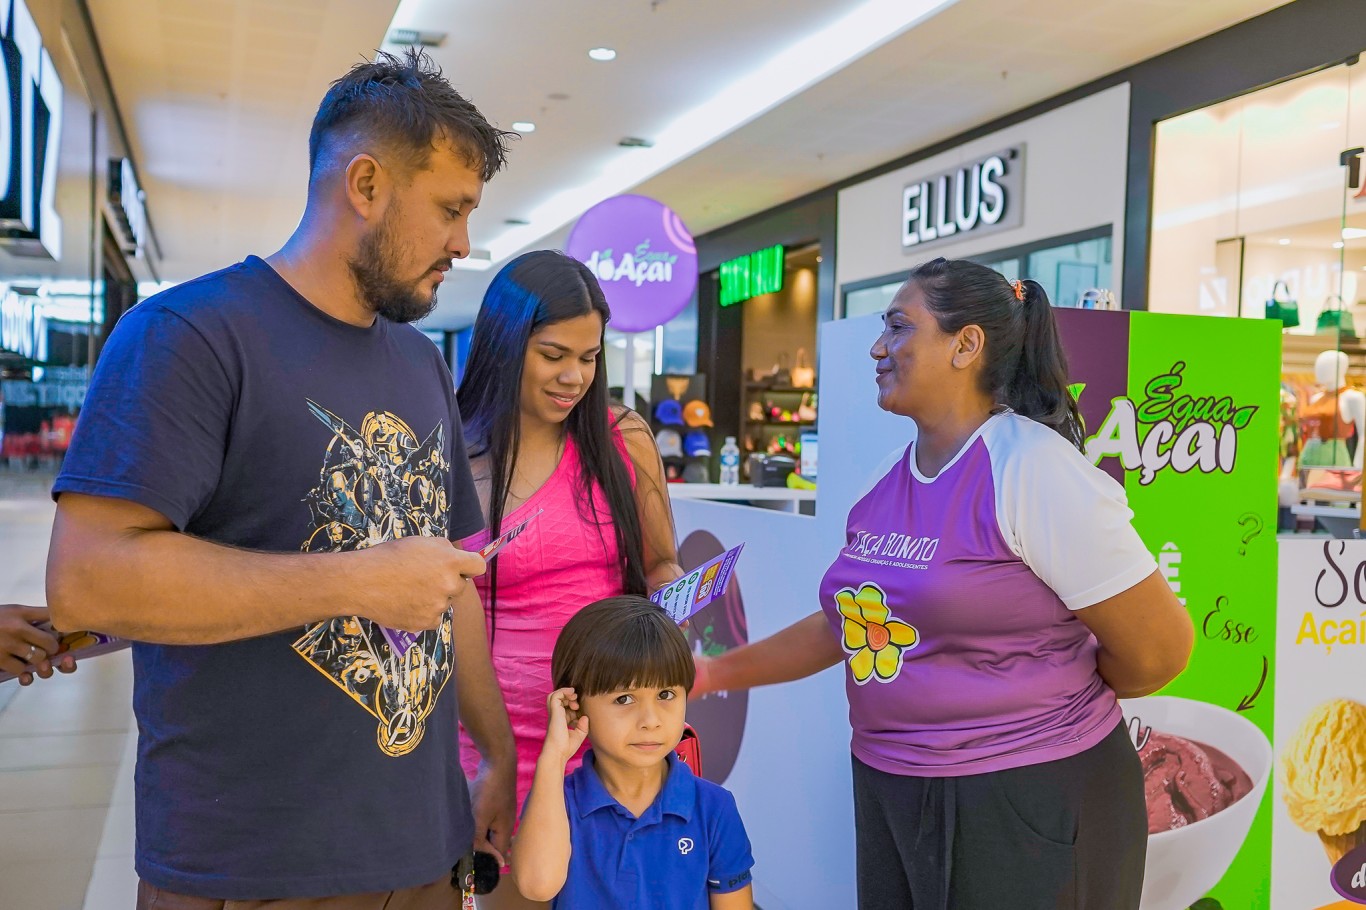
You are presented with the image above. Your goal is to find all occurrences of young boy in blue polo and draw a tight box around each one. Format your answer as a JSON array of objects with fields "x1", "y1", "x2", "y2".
[{"x1": 513, "y1": 595, "x2": 755, "y2": 909}]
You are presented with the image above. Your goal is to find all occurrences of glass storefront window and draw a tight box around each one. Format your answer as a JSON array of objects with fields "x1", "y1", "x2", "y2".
[
  {"x1": 659, "y1": 291, "x2": 698, "y2": 375},
  {"x1": 844, "y1": 281, "x2": 900, "y2": 320},
  {"x1": 1150, "y1": 56, "x2": 1366, "y2": 533},
  {"x1": 1150, "y1": 58, "x2": 1365, "y2": 324},
  {"x1": 604, "y1": 328, "x2": 658, "y2": 407},
  {"x1": 1026, "y1": 236, "x2": 1112, "y2": 308},
  {"x1": 841, "y1": 227, "x2": 1113, "y2": 317},
  {"x1": 601, "y1": 291, "x2": 697, "y2": 408}
]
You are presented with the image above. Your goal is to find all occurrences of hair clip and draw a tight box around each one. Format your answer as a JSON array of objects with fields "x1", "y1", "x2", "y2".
[{"x1": 1011, "y1": 280, "x2": 1025, "y2": 302}]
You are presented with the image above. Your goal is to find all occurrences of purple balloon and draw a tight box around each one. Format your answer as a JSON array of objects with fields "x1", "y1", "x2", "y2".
[{"x1": 565, "y1": 194, "x2": 698, "y2": 333}]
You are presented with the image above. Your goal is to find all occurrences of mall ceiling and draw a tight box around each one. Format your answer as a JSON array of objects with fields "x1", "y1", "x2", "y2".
[{"x1": 88, "y1": 0, "x2": 1291, "y2": 327}]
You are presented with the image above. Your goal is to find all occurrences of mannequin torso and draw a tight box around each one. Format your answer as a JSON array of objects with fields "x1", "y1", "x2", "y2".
[{"x1": 1302, "y1": 351, "x2": 1366, "y2": 469}]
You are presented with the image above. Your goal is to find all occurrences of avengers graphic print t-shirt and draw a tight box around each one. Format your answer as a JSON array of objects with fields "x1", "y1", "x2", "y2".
[
  {"x1": 54, "y1": 257, "x2": 484, "y2": 899},
  {"x1": 819, "y1": 412, "x2": 1158, "y2": 778}
]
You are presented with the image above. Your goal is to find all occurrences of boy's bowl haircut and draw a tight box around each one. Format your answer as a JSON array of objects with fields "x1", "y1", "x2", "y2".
[{"x1": 552, "y1": 595, "x2": 696, "y2": 697}]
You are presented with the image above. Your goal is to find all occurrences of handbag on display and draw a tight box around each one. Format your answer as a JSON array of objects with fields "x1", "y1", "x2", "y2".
[
  {"x1": 1316, "y1": 294, "x2": 1356, "y2": 339},
  {"x1": 768, "y1": 352, "x2": 792, "y2": 388},
  {"x1": 791, "y1": 347, "x2": 816, "y2": 389},
  {"x1": 1265, "y1": 281, "x2": 1300, "y2": 328}
]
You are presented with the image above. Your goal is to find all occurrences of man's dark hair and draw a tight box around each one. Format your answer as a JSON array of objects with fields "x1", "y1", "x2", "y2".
[
  {"x1": 309, "y1": 48, "x2": 514, "y2": 182},
  {"x1": 552, "y1": 596, "x2": 696, "y2": 698}
]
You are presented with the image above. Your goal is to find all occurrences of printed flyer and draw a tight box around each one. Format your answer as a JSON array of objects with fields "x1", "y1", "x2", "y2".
[
  {"x1": 0, "y1": 625, "x2": 128, "y2": 683},
  {"x1": 383, "y1": 510, "x2": 542, "y2": 657},
  {"x1": 1274, "y1": 540, "x2": 1366, "y2": 910},
  {"x1": 1057, "y1": 310, "x2": 1281, "y2": 910},
  {"x1": 652, "y1": 543, "x2": 744, "y2": 624}
]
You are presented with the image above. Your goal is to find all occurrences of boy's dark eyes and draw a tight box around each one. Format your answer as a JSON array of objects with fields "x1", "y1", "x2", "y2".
[{"x1": 609, "y1": 689, "x2": 679, "y2": 705}]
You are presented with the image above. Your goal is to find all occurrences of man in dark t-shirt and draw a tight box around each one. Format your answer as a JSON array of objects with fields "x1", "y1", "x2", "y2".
[{"x1": 47, "y1": 51, "x2": 518, "y2": 907}]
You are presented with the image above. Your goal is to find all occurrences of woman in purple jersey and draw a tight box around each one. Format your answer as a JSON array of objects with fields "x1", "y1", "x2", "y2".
[{"x1": 694, "y1": 258, "x2": 1193, "y2": 910}]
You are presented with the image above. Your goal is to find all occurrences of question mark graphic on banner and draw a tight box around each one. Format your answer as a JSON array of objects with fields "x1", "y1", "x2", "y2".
[{"x1": 1237, "y1": 512, "x2": 1263, "y2": 556}]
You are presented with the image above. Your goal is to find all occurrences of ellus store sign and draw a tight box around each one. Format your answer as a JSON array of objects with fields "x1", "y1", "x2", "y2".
[{"x1": 902, "y1": 146, "x2": 1024, "y2": 252}]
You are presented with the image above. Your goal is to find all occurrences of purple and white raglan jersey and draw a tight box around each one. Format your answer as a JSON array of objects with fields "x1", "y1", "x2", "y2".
[{"x1": 819, "y1": 412, "x2": 1157, "y2": 777}]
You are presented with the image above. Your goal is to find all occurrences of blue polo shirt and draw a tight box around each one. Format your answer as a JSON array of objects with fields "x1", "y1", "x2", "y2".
[{"x1": 555, "y1": 750, "x2": 754, "y2": 909}]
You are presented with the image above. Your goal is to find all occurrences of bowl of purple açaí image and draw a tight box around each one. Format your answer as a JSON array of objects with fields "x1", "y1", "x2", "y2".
[{"x1": 1119, "y1": 696, "x2": 1272, "y2": 910}]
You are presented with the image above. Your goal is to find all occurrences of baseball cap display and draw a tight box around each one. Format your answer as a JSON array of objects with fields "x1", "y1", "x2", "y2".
[
  {"x1": 682, "y1": 462, "x2": 710, "y2": 484},
  {"x1": 683, "y1": 400, "x2": 714, "y2": 427},
  {"x1": 684, "y1": 430, "x2": 712, "y2": 457},
  {"x1": 656, "y1": 428, "x2": 684, "y2": 458},
  {"x1": 654, "y1": 399, "x2": 685, "y2": 426}
]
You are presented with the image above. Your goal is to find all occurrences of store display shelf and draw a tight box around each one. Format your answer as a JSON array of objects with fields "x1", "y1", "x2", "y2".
[
  {"x1": 755, "y1": 418, "x2": 817, "y2": 426},
  {"x1": 745, "y1": 384, "x2": 816, "y2": 394},
  {"x1": 1281, "y1": 331, "x2": 1366, "y2": 372}
]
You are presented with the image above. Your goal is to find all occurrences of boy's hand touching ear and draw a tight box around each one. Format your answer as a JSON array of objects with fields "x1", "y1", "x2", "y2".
[{"x1": 542, "y1": 688, "x2": 589, "y2": 765}]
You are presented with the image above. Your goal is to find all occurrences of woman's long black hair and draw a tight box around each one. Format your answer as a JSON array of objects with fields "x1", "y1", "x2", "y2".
[
  {"x1": 905, "y1": 257, "x2": 1085, "y2": 449},
  {"x1": 457, "y1": 250, "x2": 648, "y2": 642}
]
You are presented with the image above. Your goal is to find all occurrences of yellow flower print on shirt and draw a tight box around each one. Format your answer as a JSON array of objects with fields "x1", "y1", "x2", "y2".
[{"x1": 836, "y1": 582, "x2": 919, "y2": 685}]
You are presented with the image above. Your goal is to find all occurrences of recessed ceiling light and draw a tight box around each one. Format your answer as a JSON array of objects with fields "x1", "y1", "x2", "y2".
[
  {"x1": 475, "y1": 0, "x2": 958, "y2": 266},
  {"x1": 512, "y1": 121, "x2": 536, "y2": 133},
  {"x1": 588, "y1": 47, "x2": 617, "y2": 62},
  {"x1": 1278, "y1": 238, "x2": 1291, "y2": 245},
  {"x1": 1334, "y1": 241, "x2": 1345, "y2": 249}
]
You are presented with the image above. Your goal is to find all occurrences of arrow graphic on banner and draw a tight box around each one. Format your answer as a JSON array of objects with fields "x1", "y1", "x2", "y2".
[{"x1": 1237, "y1": 656, "x2": 1268, "y2": 712}]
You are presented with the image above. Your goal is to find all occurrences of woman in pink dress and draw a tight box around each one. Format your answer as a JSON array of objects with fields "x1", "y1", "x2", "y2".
[{"x1": 455, "y1": 250, "x2": 684, "y2": 908}]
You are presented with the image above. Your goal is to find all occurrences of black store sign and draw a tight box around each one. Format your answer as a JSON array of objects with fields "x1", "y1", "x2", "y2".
[{"x1": 0, "y1": 0, "x2": 62, "y2": 260}]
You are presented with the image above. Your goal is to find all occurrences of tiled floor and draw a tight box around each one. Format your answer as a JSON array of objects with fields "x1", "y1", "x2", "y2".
[{"x1": 0, "y1": 478, "x2": 138, "y2": 910}]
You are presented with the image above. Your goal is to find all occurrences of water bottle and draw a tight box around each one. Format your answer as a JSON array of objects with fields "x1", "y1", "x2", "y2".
[{"x1": 719, "y1": 436, "x2": 741, "y2": 486}]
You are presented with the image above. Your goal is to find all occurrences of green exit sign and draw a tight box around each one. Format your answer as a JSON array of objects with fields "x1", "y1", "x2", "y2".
[{"x1": 719, "y1": 244, "x2": 784, "y2": 307}]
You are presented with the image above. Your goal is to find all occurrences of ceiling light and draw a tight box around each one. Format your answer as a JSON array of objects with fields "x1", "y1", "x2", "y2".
[
  {"x1": 588, "y1": 47, "x2": 617, "y2": 62},
  {"x1": 1278, "y1": 238, "x2": 1291, "y2": 245},
  {"x1": 1343, "y1": 228, "x2": 1366, "y2": 240},
  {"x1": 1334, "y1": 241, "x2": 1345, "y2": 249},
  {"x1": 512, "y1": 121, "x2": 536, "y2": 133},
  {"x1": 445, "y1": 0, "x2": 958, "y2": 264}
]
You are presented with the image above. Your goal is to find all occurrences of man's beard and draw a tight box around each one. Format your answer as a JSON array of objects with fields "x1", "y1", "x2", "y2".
[{"x1": 348, "y1": 208, "x2": 442, "y2": 324}]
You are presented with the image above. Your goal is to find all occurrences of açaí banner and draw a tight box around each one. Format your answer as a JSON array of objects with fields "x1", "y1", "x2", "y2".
[
  {"x1": 1057, "y1": 309, "x2": 1281, "y2": 910},
  {"x1": 1274, "y1": 540, "x2": 1366, "y2": 910},
  {"x1": 564, "y1": 194, "x2": 698, "y2": 333}
]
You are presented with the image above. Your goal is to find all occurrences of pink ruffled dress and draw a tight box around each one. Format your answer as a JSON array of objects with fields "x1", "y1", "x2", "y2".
[{"x1": 458, "y1": 433, "x2": 634, "y2": 815}]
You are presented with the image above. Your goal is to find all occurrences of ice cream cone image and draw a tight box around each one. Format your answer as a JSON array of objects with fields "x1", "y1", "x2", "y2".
[
  {"x1": 1279, "y1": 698, "x2": 1366, "y2": 867},
  {"x1": 1318, "y1": 824, "x2": 1366, "y2": 866}
]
